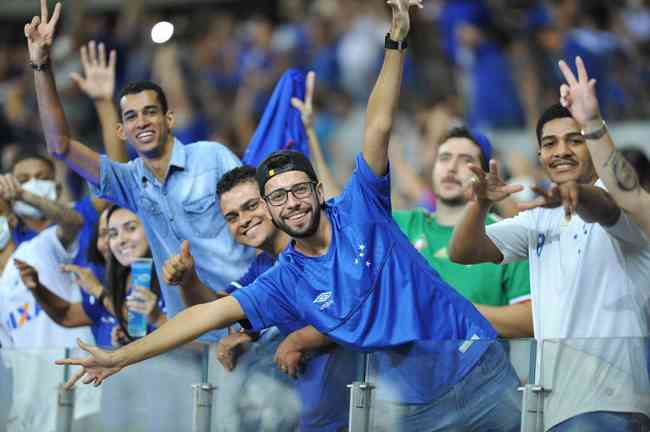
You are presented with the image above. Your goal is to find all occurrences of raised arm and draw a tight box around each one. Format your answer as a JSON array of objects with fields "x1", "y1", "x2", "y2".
[
  {"x1": 0, "y1": 174, "x2": 83, "y2": 248},
  {"x1": 557, "y1": 57, "x2": 650, "y2": 236},
  {"x1": 449, "y1": 160, "x2": 523, "y2": 264},
  {"x1": 363, "y1": 0, "x2": 422, "y2": 176},
  {"x1": 56, "y1": 295, "x2": 246, "y2": 389},
  {"x1": 291, "y1": 71, "x2": 341, "y2": 198},
  {"x1": 15, "y1": 259, "x2": 92, "y2": 328},
  {"x1": 71, "y1": 41, "x2": 129, "y2": 164},
  {"x1": 25, "y1": 0, "x2": 101, "y2": 184}
]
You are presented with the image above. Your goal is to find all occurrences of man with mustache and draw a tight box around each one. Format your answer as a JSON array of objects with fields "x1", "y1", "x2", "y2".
[
  {"x1": 58, "y1": 1, "x2": 523, "y2": 430},
  {"x1": 449, "y1": 59, "x2": 650, "y2": 429},
  {"x1": 394, "y1": 127, "x2": 532, "y2": 338}
]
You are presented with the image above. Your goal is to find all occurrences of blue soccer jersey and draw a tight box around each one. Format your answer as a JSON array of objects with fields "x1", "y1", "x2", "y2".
[
  {"x1": 229, "y1": 252, "x2": 356, "y2": 432},
  {"x1": 232, "y1": 154, "x2": 498, "y2": 403},
  {"x1": 232, "y1": 154, "x2": 496, "y2": 347}
]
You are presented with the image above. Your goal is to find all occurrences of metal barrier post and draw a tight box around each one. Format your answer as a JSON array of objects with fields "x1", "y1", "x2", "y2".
[
  {"x1": 192, "y1": 383, "x2": 216, "y2": 432},
  {"x1": 518, "y1": 384, "x2": 549, "y2": 432},
  {"x1": 56, "y1": 348, "x2": 74, "y2": 432},
  {"x1": 347, "y1": 353, "x2": 373, "y2": 432}
]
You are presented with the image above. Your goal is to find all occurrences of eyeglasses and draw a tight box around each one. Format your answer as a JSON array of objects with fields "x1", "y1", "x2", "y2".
[{"x1": 264, "y1": 181, "x2": 317, "y2": 206}]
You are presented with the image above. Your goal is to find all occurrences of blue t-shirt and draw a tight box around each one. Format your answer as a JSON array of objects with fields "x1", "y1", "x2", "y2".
[
  {"x1": 229, "y1": 252, "x2": 355, "y2": 432},
  {"x1": 232, "y1": 154, "x2": 496, "y2": 403}
]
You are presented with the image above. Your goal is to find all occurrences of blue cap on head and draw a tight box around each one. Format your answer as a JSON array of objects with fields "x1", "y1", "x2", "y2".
[{"x1": 469, "y1": 129, "x2": 492, "y2": 163}]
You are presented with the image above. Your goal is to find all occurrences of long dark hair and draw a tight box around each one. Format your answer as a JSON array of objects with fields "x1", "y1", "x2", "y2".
[{"x1": 105, "y1": 205, "x2": 161, "y2": 340}]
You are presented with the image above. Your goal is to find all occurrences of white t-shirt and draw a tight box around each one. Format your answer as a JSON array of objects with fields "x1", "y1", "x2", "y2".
[
  {"x1": 486, "y1": 181, "x2": 650, "y2": 429},
  {"x1": 0, "y1": 226, "x2": 94, "y2": 348}
]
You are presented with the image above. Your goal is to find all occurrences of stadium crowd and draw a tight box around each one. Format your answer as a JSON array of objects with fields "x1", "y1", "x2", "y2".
[{"x1": 1, "y1": 0, "x2": 650, "y2": 431}]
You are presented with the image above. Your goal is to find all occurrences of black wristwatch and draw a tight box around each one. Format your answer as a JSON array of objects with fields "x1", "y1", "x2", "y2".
[
  {"x1": 385, "y1": 33, "x2": 408, "y2": 51},
  {"x1": 30, "y1": 60, "x2": 50, "y2": 72}
]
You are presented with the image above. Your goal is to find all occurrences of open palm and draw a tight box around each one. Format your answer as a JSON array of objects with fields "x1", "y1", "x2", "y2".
[
  {"x1": 55, "y1": 339, "x2": 123, "y2": 389},
  {"x1": 24, "y1": 0, "x2": 62, "y2": 63},
  {"x1": 467, "y1": 160, "x2": 523, "y2": 204},
  {"x1": 71, "y1": 41, "x2": 116, "y2": 101}
]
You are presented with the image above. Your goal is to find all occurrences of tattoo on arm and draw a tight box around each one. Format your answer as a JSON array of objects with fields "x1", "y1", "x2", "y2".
[{"x1": 603, "y1": 149, "x2": 640, "y2": 193}]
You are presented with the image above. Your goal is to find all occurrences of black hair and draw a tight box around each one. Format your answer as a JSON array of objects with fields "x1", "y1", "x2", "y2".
[
  {"x1": 439, "y1": 126, "x2": 489, "y2": 171},
  {"x1": 256, "y1": 150, "x2": 318, "y2": 193},
  {"x1": 536, "y1": 103, "x2": 573, "y2": 147},
  {"x1": 105, "y1": 205, "x2": 161, "y2": 341},
  {"x1": 117, "y1": 80, "x2": 169, "y2": 114},
  {"x1": 86, "y1": 215, "x2": 106, "y2": 267},
  {"x1": 12, "y1": 151, "x2": 56, "y2": 178},
  {"x1": 216, "y1": 165, "x2": 258, "y2": 198}
]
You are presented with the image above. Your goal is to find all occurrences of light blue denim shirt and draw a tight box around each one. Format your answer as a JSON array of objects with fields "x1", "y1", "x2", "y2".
[{"x1": 90, "y1": 139, "x2": 255, "y2": 341}]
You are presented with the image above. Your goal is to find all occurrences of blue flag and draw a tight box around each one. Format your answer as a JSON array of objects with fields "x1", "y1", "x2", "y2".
[{"x1": 243, "y1": 69, "x2": 309, "y2": 166}]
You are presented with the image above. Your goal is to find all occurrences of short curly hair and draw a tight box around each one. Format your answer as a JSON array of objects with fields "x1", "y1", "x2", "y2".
[{"x1": 217, "y1": 165, "x2": 258, "y2": 198}]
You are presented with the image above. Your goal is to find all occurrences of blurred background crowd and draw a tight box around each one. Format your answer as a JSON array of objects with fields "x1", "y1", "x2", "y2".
[{"x1": 0, "y1": 0, "x2": 649, "y2": 207}]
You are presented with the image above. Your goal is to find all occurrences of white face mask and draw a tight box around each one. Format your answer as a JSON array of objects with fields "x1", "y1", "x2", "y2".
[
  {"x1": 12, "y1": 179, "x2": 57, "y2": 220},
  {"x1": 0, "y1": 216, "x2": 10, "y2": 250}
]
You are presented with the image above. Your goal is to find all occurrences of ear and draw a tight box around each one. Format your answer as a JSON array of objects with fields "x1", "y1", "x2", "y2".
[
  {"x1": 316, "y1": 182, "x2": 325, "y2": 204},
  {"x1": 116, "y1": 123, "x2": 127, "y2": 141},
  {"x1": 7, "y1": 213, "x2": 18, "y2": 230},
  {"x1": 165, "y1": 110, "x2": 175, "y2": 129}
]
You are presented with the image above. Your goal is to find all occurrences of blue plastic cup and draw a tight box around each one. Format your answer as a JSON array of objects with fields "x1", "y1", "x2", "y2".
[{"x1": 128, "y1": 258, "x2": 153, "y2": 338}]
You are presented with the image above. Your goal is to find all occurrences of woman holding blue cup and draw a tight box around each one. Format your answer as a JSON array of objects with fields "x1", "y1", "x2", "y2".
[{"x1": 15, "y1": 205, "x2": 166, "y2": 345}]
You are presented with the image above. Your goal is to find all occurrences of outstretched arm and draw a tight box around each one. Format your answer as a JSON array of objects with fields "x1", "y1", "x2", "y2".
[
  {"x1": 362, "y1": 0, "x2": 422, "y2": 176},
  {"x1": 449, "y1": 161, "x2": 523, "y2": 264},
  {"x1": 15, "y1": 259, "x2": 92, "y2": 328},
  {"x1": 292, "y1": 71, "x2": 341, "y2": 198},
  {"x1": 56, "y1": 296, "x2": 246, "y2": 388},
  {"x1": 0, "y1": 174, "x2": 83, "y2": 248},
  {"x1": 557, "y1": 57, "x2": 650, "y2": 236},
  {"x1": 25, "y1": 0, "x2": 101, "y2": 184}
]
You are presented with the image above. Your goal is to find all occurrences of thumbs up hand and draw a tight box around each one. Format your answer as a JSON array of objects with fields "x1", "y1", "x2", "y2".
[{"x1": 162, "y1": 240, "x2": 197, "y2": 288}]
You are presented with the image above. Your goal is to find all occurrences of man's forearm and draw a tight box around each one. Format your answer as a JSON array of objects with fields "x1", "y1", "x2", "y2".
[
  {"x1": 307, "y1": 127, "x2": 341, "y2": 198},
  {"x1": 113, "y1": 296, "x2": 243, "y2": 368},
  {"x1": 34, "y1": 67, "x2": 73, "y2": 158},
  {"x1": 95, "y1": 99, "x2": 129, "y2": 163},
  {"x1": 21, "y1": 191, "x2": 83, "y2": 247},
  {"x1": 450, "y1": 202, "x2": 502, "y2": 264},
  {"x1": 31, "y1": 282, "x2": 73, "y2": 326},
  {"x1": 363, "y1": 48, "x2": 406, "y2": 176},
  {"x1": 286, "y1": 325, "x2": 333, "y2": 352},
  {"x1": 575, "y1": 184, "x2": 620, "y2": 226},
  {"x1": 474, "y1": 302, "x2": 533, "y2": 338},
  {"x1": 179, "y1": 272, "x2": 220, "y2": 306}
]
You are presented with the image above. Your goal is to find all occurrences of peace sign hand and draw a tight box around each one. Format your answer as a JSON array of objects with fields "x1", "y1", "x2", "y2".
[
  {"x1": 291, "y1": 71, "x2": 316, "y2": 130},
  {"x1": 558, "y1": 57, "x2": 601, "y2": 126},
  {"x1": 24, "y1": 0, "x2": 62, "y2": 64},
  {"x1": 386, "y1": 0, "x2": 423, "y2": 41}
]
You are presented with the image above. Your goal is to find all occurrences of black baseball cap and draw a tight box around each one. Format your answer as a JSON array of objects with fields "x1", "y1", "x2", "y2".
[{"x1": 256, "y1": 150, "x2": 318, "y2": 194}]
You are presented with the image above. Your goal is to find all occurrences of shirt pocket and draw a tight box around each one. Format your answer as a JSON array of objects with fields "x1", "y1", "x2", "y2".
[
  {"x1": 182, "y1": 194, "x2": 221, "y2": 238},
  {"x1": 137, "y1": 195, "x2": 169, "y2": 237}
]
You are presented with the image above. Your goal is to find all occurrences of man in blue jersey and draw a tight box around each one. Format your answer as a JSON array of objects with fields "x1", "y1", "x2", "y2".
[
  {"x1": 58, "y1": 1, "x2": 521, "y2": 429},
  {"x1": 163, "y1": 165, "x2": 356, "y2": 432}
]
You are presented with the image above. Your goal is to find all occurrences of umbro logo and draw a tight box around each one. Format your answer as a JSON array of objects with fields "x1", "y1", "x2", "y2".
[
  {"x1": 313, "y1": 292, "x2": 332, "y2": 304},
  {"x1": 313, "y1": 291, "x2": 334, "y2": 311}
]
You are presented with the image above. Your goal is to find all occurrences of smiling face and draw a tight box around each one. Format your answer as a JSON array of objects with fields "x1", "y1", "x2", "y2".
[
  {"x1": 263, "y1": 170, "x2": 323, "y2": 239},
  {"x1": 432, "y1": 137, "x2": 482, "y2": 207},
  {"x1": 118, "y1": 90, "x2": 174, "y2": 157},
  {"x1": 539, "y1": 117, "x2": 597, "y2": 185},
  {"x1": 221, "y1": 180, "x2": 277, "y2": 249},
  {"x1": 107, "y1": 208, "x2": 149, "y2": 267}
]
